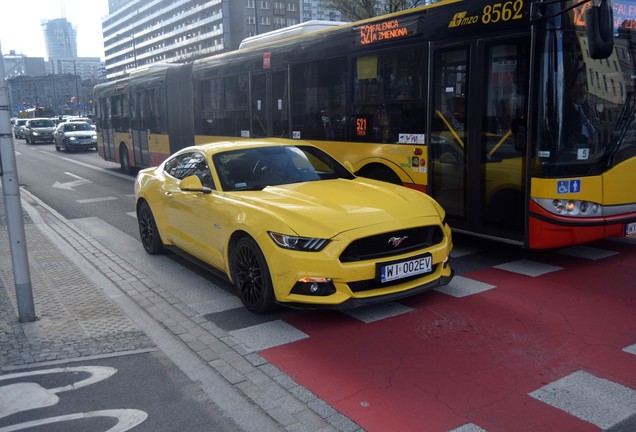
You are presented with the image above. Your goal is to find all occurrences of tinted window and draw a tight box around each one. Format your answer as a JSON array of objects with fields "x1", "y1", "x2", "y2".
[{"x1": 164, "y1": 152, "x2": 214, "y2": 189}]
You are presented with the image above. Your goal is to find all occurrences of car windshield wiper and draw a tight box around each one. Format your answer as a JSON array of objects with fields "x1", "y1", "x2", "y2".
[{"x1": 606, "y1": 91, "x2": 636, "y2": 168}]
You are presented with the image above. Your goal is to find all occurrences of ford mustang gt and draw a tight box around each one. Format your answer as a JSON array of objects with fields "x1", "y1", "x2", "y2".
[{"x1": 135, "y1": 139, "x2": 454, "y2": 313}]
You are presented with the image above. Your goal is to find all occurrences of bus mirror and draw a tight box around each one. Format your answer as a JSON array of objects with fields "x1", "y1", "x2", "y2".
[
  {"x1": 511, "y1": 118, "x2": 527, "y2": 152},
  {"x1": 586, "y1": 0, "x2": 614, "y2": 59}
]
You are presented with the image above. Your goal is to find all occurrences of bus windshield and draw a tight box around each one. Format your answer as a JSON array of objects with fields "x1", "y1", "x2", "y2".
[{"x1": 537, "y1": 0, "x2": 636, "y2": 177}]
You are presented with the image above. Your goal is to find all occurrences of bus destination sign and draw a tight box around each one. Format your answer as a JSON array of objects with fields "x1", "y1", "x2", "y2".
[{"x1": 357, "y1": 19, "x2": 410, "y2": 46}]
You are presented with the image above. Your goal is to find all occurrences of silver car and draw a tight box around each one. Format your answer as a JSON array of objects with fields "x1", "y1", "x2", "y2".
[
  {"x1": 54, "y1": 121, "x2": 98, "y2": 152},
  {"x1": 13, "y1": 118, "x2": 28, "y2": 139},
  {"x1": 24, "y1": 118, "x2": 56, "y2": 144}
]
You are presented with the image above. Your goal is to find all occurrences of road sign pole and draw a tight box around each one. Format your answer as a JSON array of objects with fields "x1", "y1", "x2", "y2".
[{"x1": 0, "y1": 42, "x2": 35, "y2": 322}]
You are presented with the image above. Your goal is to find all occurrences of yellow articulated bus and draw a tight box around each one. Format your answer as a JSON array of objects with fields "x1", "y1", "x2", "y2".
[{"x1": 94, "y1": 0, "x2": 636, "y2": 249}]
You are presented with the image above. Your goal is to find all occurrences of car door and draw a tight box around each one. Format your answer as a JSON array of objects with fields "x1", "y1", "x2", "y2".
[{"x1": 162, "y1": 152, "x2": 229, "y2": 269}]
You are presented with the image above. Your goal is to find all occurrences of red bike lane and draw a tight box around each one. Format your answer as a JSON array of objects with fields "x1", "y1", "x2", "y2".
[{"x1": 261, "y1": 240, "x2": 636, "y2": 431}]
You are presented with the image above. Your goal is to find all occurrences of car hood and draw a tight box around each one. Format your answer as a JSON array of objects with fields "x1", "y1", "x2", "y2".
[
  {"x1": 228, "y1": 178, "x2": 442, "y2": 237},
  {"x1": 31, "y1": 127, "x2": 56, "y2": 132}
]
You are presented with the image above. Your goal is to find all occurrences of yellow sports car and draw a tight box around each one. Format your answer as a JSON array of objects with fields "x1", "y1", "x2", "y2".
[{"x1": 135, "y1": 139, "x2": 454, "y2": 313}]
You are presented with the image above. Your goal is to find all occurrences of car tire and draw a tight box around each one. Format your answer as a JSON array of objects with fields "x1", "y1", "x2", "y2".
[
  {"x1": 137, "y1": 201, "x2": 165, "y2": 255},
  {"x1": 230, "y1": 236, "x2": 276, "y2": 314}
]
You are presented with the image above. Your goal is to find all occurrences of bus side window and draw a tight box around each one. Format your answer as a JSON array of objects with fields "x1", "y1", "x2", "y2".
[
  {"x1": 291, "y1": 57, "x2": 347, "y2": 141},
  {"x1": 352, "y1": 47, "x2": 426, "y2": 144}
]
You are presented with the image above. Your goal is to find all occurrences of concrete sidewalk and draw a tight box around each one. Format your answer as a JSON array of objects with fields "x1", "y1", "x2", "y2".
[{"x1": 0, "y1": 187, "x2": 361, "y2": 432}]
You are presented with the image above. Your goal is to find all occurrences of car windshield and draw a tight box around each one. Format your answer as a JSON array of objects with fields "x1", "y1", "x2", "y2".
[
  {"x1": 213, "y1": 145, "x2": 354, "y2": 191},
  {"x1": 30, "y1": 120, "x2": 55, "y2": 127},
  {"x1": 66, "y1": 123, "x2": 93, "y2": 131}
]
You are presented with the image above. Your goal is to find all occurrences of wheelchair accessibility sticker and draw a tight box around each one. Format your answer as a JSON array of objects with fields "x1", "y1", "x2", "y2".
[{"x1": 557, "y1": 179, "x2": 581, "y2": 194}]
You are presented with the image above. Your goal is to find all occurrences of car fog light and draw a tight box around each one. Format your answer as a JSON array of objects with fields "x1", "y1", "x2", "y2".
[{"x1": 291, "y1": 277, "x2": 336, "y2": 296}]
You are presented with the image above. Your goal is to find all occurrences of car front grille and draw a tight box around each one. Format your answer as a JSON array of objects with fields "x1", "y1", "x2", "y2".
[{"x1": 339, "y1": 226, "x2": 444, "y2": 263}]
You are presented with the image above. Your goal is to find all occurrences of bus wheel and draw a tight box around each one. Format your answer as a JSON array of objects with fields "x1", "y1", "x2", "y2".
[
  {"x1": 230, "y1": 236, "x2": 276, "y2": 314},
  {"x1": 120, "y1": 146, "x2": 132, "y2": 174},
  {"x1": 358, "y1": 165, "x2": 402, "y2": 185},
  {"x1": 137, "y1": 201, "x2": 165, "y2": 255}
]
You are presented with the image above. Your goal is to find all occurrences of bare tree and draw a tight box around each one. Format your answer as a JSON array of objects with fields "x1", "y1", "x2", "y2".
[{"x1": 326, "y1": 0, "x2": 427, "y2": 21}]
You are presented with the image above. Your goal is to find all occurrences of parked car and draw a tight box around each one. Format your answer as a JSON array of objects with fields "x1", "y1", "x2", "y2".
[
  {"x1": 54, "y1": 121, "x2": 98, "y2": 152},
  {"x1": 135, "y1": 139, "x2": 454, "y2": 313},
  {"x1": 13, "y1": 118, "x2": 28, "y2": 139},
  {"x1": 24, "y1": 118, "x2": 56, "y2": 144}
]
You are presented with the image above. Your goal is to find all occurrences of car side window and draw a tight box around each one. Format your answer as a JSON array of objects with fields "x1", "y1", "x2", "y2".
[{"x1": 164, "y1": 152, "x2": 215, "y2": 189}]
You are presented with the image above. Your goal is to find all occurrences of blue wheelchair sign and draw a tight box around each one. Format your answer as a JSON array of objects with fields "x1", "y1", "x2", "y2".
[{"x1": 557, "y1": 180, "x2": 581, "y2": 194}]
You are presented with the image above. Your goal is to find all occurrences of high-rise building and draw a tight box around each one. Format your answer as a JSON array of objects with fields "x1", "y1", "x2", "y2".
[
  {"x1": 300, "y1": 1, "x2": 345, "y2": 22},
  {"x1": 41, "y1": 18, "x2": 78, "y2": 60},
  {"x1": 102, "y1": 0, "x2": 301, "y2": 80}
]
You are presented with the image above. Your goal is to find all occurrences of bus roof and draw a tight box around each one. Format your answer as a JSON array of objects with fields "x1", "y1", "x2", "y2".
[{"x1": 238, "y1": 20, "x2": 348, "y2": 50}]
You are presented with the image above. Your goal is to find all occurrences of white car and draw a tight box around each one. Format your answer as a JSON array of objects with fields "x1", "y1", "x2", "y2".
[{"x1": 54, "y1": 121, "x2": 97, "y2": 152}]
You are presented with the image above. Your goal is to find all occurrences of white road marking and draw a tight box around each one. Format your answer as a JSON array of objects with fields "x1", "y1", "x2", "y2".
[
  {"x1": 493, "y1": 259, "x2": 562, "y2": 277},
  {"x1": 556, "y1": 245, "x2": 618, "y2": 260},
  {"x1": 448, "y1": 424, "x2": 488, "y2": 432},
  {"x1": 623, "y1": 343, "x2": 636, "y2": 355},
  {"x1": 76, "y1": 196, "x2": 118, "y2": 204},
  {"x1": 344, "y1": 302, "x2": 413, "y2": 323},
  {"x1": 230, "y1": 320, "x2": 309, "y2": 351},
  {"x1": 529, "y1": 370, "x2": 636, "y2": 429},
  {"x1": 436, "y1": 276, "x2": 496, "y2": 298},
  {"x1": 52, "y1": 172, "x2": 92, "y2": 190}
]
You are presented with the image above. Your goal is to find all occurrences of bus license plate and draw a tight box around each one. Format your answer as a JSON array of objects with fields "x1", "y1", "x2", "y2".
[
  {"x1": 626, "y1": 222, "x2": 636, "y2": 237},
  {"x1": 378, "y1": 254, "x2": 432, "y2": 283}
]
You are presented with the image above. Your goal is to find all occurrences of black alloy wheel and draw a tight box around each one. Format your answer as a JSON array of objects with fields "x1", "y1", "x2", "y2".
[
  {"x1": 137, "y1": 201, "x2": 165, "y2": 254},
  {"x1": 231, "y1": 237, "x2": 275, "y2": 314}
]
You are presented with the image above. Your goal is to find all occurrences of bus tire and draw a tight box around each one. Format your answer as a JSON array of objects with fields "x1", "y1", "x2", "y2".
[
  {"x1": 358, "y1": 164, "x2": 402, "y2": 185},
  {"x1": 120, "y1": 145, "x2": 132, "y2": 175}
]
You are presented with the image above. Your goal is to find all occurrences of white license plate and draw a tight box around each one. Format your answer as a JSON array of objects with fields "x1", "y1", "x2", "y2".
[
  {"x1": 378, "y1": 254, "x2": 432, "y2": 283},
  {"x1": 626, "y1": 222, "x2": 636, "y2": 237}
]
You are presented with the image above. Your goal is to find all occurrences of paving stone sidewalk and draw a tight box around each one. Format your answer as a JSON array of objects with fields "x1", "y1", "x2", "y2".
[{"x1": 0, "y1": 189, "x2": 361, "y2": 432}]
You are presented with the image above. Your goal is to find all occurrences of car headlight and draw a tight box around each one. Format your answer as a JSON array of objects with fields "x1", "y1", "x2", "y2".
[
  {"x1": 91, "y1": 134, "x2": 97, "y2": 139},
  {"x1": 69, "y1": 136, "x2": 77, "y2": 140},
  {"x1": 268, "y1": 232, "x2": 330, "y2": 251},
  {"x1": 32, "y1": 131, "x2": 39, "y2": 136}
]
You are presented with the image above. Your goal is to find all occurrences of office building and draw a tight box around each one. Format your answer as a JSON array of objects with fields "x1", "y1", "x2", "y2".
[
  {"x1": 102, "y1": 0, "x2": 301, "y2": 79},
  {"x1": 42, "y1": 18, "x2": 78, "y2": 60}
]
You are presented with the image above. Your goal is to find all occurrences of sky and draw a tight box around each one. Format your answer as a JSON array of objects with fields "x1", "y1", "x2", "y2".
[{"x1": 0, "y1": 0, "x2": 109, "y2": 60}]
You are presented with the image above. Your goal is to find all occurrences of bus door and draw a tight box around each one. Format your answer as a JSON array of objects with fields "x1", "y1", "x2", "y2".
[
  {"x1": 250, "y1": 68, "x2": 289, "y2": 138},
  {"x1": 429, "y1": 39, "x2": 529, "y2": 241},
  {"x1": 131, "y1": 91, "x2": 149, "y2": 167},
  {"x1": 100, "y1": 97, "x2": 115, "y2": 162}
]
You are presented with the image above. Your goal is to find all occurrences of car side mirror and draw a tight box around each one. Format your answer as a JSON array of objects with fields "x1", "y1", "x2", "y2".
[{"x1": 180, "y1": 175, "x2": 212, "y2": 194}]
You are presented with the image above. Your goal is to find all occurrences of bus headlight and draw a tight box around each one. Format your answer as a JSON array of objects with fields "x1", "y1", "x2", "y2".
[{"x1": 538, "y1": 198, "x2": 602, "y2": 217}]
